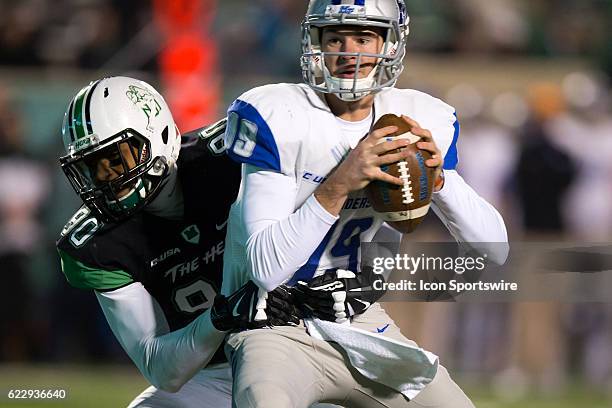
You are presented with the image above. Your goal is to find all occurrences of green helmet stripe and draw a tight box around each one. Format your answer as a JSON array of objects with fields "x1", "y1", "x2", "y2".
[
  {"x1": 84, "y1": 79, "x2": 101, "y2": 134},
  {"x1": 66, "y1": 99, "x2": 77, "y2": 143},
  {"x1": 71, "y1": 84, "x2": 91, "y2": 139}
]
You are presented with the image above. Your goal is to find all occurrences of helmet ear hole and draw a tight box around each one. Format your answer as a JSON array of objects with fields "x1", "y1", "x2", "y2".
[{"x1": 161, "y1": 126, "x2": 169, "y2": 144}]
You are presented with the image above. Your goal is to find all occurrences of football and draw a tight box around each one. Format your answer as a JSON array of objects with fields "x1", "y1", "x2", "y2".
[{"x1": 365, "y1": 114, "x2": 435, "y2": 233}]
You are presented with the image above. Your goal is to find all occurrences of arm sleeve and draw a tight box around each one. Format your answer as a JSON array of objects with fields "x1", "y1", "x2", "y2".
[
  {"x1": 431, "y1": 170, "x2": 509, "y2": 265},
  {"x1": 241, "y1": 165, "x2": 338, "y2": 291},
  {"x1": 95, "y1": 282, "x2": 226, "y2": 393},
  {"x1": 417, "y1": 101, "x2": 508, "y2": 264},
  {"x1": 224, "y1": 88, "x2": 338, "y2": 290}
]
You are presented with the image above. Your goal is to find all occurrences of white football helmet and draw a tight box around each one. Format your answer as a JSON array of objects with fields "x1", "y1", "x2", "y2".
[
  {"x1": 301, "y1": 0, "x2": 410, "y2": 101},
  {"x1": 59, "y1": 76, "x2": 181, "y2": 223}
]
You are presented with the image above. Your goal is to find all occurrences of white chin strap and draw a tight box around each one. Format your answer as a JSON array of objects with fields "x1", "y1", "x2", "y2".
[{"x1": 322, "y1": 66, "x2": 378, "y2": 102}]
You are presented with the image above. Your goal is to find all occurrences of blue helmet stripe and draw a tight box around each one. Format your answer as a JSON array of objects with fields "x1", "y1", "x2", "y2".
[{"x1": 354, "y1": 0, "x2": 365, "y2": 5}]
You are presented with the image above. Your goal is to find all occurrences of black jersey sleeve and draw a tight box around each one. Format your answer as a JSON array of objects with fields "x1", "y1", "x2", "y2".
[{"x1": 58, "y1": 248, "x2": 134, "y2": 290}]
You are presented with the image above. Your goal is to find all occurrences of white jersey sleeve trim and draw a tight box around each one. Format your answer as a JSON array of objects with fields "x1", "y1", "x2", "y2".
[
  {"x1": 95, "y1": 282, "x2": 225, "y2": 393},
  {"x1": 242, "y1": 166, "x2": 338, "y2": 291},
  {"x1": 432, "y1": 170, "x2": 509, "y2": 264}
]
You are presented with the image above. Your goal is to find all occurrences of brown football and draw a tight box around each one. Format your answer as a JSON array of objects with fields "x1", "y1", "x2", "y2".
[{"x1": 365, "y1": 114, "x2": 435, "y2": 233}]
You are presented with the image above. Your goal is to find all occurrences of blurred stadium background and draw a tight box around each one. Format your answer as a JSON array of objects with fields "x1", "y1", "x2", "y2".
[{"x1": 0, "y1": 0, "x2": 611, "y2": 406}]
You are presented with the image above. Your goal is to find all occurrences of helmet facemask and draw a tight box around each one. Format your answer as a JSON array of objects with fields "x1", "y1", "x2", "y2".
[
  {"x1": 301, "y1": 1, "x2": 409, "y2": 101},
  {"x1": 60, "y1": 129, "x2": 169, "y2": 223}
]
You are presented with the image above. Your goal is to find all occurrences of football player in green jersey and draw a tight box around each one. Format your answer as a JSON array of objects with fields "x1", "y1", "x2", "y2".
[{"x1": 57, "y1": 76, "x2": 301, "y2": 407}]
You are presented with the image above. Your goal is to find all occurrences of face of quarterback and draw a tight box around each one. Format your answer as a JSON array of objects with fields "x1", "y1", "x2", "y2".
[{"x1": 321, "y1": 26, "x2": 385, "y2": 80}]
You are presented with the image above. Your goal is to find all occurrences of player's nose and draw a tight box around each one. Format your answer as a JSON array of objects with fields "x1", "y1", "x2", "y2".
[
  {"x1": 95, "y1": 159, "x2": 117, "y2": 182},
  {"x1": 341, "y1": 39, "x2": 358, "y2": 54}
]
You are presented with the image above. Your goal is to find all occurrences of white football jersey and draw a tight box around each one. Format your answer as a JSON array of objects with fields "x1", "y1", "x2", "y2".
[{"x1": 222, "y1": 83, "x2": 459, "y2": 293}]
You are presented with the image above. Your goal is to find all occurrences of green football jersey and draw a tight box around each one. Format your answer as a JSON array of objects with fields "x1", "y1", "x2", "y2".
[{"x1": 57, "y1": 130, "x2": 240, "y2": 337}]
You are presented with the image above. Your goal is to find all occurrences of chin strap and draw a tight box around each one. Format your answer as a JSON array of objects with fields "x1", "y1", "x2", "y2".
[
  {"x1": 324, "y1": 67, "x2": 379, "y2": 102},
  {"x1": 107, "y1": 178, "x2": 146, "y2": 213}
]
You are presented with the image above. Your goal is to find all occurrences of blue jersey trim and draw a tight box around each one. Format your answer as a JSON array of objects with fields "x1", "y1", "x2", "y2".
[
  {"x1": 443, "y1": 113, "x2": 460, "y2": 170},
  {"x1": 288, "y1": 222, "x2": 339, "y2": 286},
  {"x1": 226, "y1": 99, "x2": 281, "y2": 172}
]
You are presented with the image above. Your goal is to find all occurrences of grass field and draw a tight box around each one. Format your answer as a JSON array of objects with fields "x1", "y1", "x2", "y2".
[{"x1": 0, "y1": 364, "x2": 610, "y2": 407}]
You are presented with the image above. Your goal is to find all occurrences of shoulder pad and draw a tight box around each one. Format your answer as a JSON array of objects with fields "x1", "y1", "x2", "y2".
[
  {"x1": 60, "y1": 206, "x2": 103, "y2": 248},
  {"x1": 224, "y1": 84, "x2": 307, "y2": 177},
  {"x1": 182, "y1": 118, "x2": 228, "y2": 156},
  {"x1": 378, "y1": 88, "x2": 459, "y2": 170},
  {"x1": 61, "y1": 206, "x2": 91, "y2": 237}
]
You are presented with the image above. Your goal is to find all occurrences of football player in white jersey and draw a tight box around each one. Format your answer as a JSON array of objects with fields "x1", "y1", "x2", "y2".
[{"x1": 222, "y1": 0, "x2": 509, "y2": 407}]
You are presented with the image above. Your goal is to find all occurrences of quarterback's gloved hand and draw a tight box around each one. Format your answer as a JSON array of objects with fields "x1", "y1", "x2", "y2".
[
  {"x1": 210, "y1": 281, "x2": 300, "y2": 332},
  {"x1": 292, "y1": 268, "x2": 383, "y2": 324}
]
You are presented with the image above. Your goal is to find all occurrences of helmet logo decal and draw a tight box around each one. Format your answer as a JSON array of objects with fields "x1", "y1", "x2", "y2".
[
  {"x1": 331, "y1": 0, "x2": 365, "y2": 4},
  {"x1": 326, "y1": 5, "x2": 366, "y2": 16},
  {"x1": 126, "y1": 85, "x2": 162, "y2": 130},
  {"x1": 181, "y1": 225, "x2": 200, "y2": 245}
]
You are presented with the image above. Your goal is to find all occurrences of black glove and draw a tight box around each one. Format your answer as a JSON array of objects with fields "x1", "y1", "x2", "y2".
[
  {"x1": 210, "y1": 281, "x2": 301, "y2": 331},
  {"x1": 265, "y1": 285, "x2": 304, "y2": 326},
  {"x1": 292, "y1": 268, "x2": 384, "y2": 323}
]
